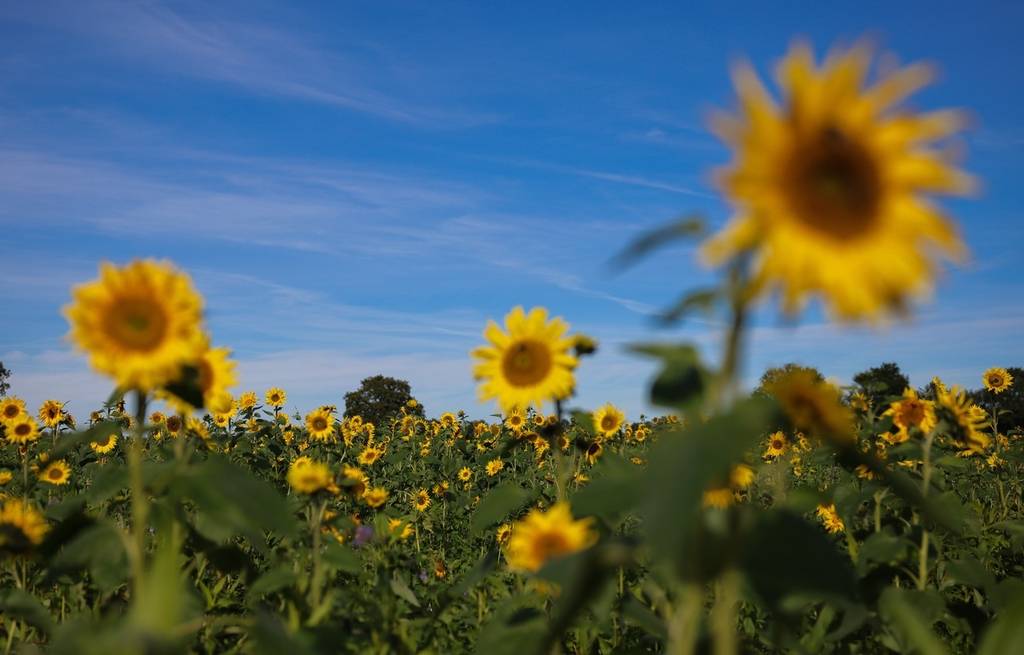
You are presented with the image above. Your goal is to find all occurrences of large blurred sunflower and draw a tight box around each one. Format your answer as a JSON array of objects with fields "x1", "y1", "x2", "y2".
[
  {"x1": 0, "y1": 499, "x2": 49, "y2": 554},
  {"x1": 703, "y1": 42, "x2": 971, "y2": 320},
  {"x1": 64, "y1": 260, "x2": 207, "y2": 391},
  {"x1": 472, "y1": 307, "x2": 577, "y2": 413}
]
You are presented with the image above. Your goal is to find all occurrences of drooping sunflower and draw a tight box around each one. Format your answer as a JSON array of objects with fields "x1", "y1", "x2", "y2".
[
  {"x1": 472, "y1": 306, "x2": 578, "y2": 413},
  {"x1": 305, "y1": 408, "x2": 335, "y2": 442},
  {"x1": 767, "y1": 370, "x2": 853, "y2": 441},
  {"x1": 504, "y1": 502, "x2": 597, "y2": 572},
  {"x1": 485, "y1": 458, "x2": 505, "y2": 476},
  {"x1": 883, "y1": 388, "x2": 936, "y2": 436},
  {"x1": 0, "y1": 499, "x2": 49, "y2": 553},
  {"x1": 413, "y1": 489, "x2": 432, "y2": 512},
  {"x1": 982, "y1": 368, "x2": 1013, "y2": 394},
  {"x1": 90, "y1": 432, "x2": 118, "y2": 454},
  {"x1": 286, "y1": 457, "x2": 334, "y2": 494},
  {"x1": 0, "y1": 397, "x2": 25, "y2": 424},
  {"x1": 39, "y1": 460, "x2": 71, "y2": 486},
  {"x1": 64, "y1": 260, "x2": 207, "y2": 391},
  {"x1": 702, "y1": 42, "x2": 971, "y2": 321},
  {"x1": 265, "y1": 387, "x2": 287, "y2": 408},
  {"x1": 585, "y1": 441, "x2": 603, "y2": 465},
  {"x1": 38, "y1": 400, "x2": 65, "y2": 428},
  {"x1": 763, "y1": 431, "x2": 789, "y2": 459},
  {"x1": 816, "y1": 503, "x2": 846, "y2": 534},
  {"x1": 4, "y1": 415, "x2": 39, "y2": 445},
  {"x1": 496, "y1": 523, "x2": 513, "y2": 545},
  {"x1": 935, "y1": 384, "x2": 989, "y2": 453},
  {"x1": 592, "y1": 403, "x2": 625, "y2": 439},
  {"x1": 362, "y1": 487, "x2": 389, "y2": 509}
]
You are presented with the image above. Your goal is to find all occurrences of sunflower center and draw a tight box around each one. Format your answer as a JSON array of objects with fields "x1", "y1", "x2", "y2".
[
  {"x1": 533, "y1": 530, "x2": 571, "y2": 558},
  {"x1": 898, "y1": 401, "x2": 925, "y2": 427},
  {"x1": 48, "y1": 468, "x2": 62, "y2": 481},
  {"x1": 312, "y1": 417, "x2": 328, "y2": 431},
  {"x1": 105, "y1": 298, "x2": 169, "y2": 352},
  {"x1": 15, "y1": 423, "x2": 31, "y2": 437},
  {"x1": 786, "y1": 126, "x2": 881, "y2": 240},
  {"x1": 2, "y1": 405, "x2": 18, "y2": 419},
  {"x1": 601, "y1": 415, "x2": 617, "y2": 431},
  {"x1": 502, "y1": 339, "x2": 553, "y2": 387}
]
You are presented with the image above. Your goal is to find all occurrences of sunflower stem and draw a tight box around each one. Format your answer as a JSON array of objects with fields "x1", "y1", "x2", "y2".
[
  {"x1": 128, "y1": 390, "x2": 149, "y2": 602},
  {"x1": 666, "y1": 583, "x2": 703, "y2": 655},
  {"x1": 916, "y1": 431, "x2": 935, "y2": 590}
]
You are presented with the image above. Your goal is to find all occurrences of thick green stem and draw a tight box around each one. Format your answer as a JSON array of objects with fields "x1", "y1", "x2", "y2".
[
  {"x1": 710, "y1": 571, "x2": 740, "y2": 655},
  {"x1": 308, "y1": 499, "x2": 328, "y2": 613},
  {"x1": 666, "y1": 583, "x2": 703, "y2": 655},
  {"x1": 916, "y1": 432, "x2": 935, "y2": 590},
  {"x1": 128, "y1": 391, "x2": 149, "y2": 601}
]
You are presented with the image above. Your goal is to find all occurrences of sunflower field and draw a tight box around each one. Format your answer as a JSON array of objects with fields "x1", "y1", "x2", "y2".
[{"x1": 2, "y1": 42, "x2": 1023, "y2": 655}]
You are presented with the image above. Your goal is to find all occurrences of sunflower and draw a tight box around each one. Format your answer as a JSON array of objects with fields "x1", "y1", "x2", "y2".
[
  {"x1": 413, "y1": 489, "x2": 432, "y2": 512},
  {"x1": 64, "y1": 260, "x2": 207, "y2": 391},
  {"x1": 702, "y1": 43, "x2": 971, "y2": 321},
  {"x1": 504, "y1": 408, "x2": 526, "y2": 433},
  {"x1": 0, "y1": 499, "x2": 49, "y2": 553},
  {"x1": 485, "y1": 458, "x2": 504, "y2": 476},
  {"x1": 0, "y1": 470, "x2": 12, "y2": 485},
  {"x1": 592, "y1": 404, "x2": 625, "y2": 439},
  {"x1": 982, "y1": 368, "x2": 1013, "y2": 394},
  {"x1": 767, "y1": 370, "x2": 853, "y2": 441},
  {"x1": 585, "y1": 441, "x2": 603, "y2": 465},
  {"x1": 286, "y1": 457, "x2": 334, "y2": 494},
  {"x1": 504, "y1": 502, "x2": 597, "y2": 572},
  {"x1": 358, "y1": 445, "x2": 385, "y2": 467},
  {"x1": 0, "y1": 397, "x2": 25, "y2": 424},
  {"x1": 496, "y1": 523, "x2": 513, "y2": 545},
  {"x1": 90, "y1": 432, "x2": 118, "y2": 454},
  {"x1": 339, "y1": 466, "x2": 367, "y2": 497},
  {"x1": 362, "y1": 487, "x2": 389, "y2": 509},
  {"x1": 387, "y1": 518, "x2": 414, "y2": 540},
  {"x1": 38, "y1": 400, "x2": 64, "y2": 428},
  {"x1": 4, "y1": 415, "x2": 39, "y2": 445},
  {"x1": 305, "y1": 408, "x2": 335, "y2": 442},
  {"x1": 149, "y1": 411, "x2": 165, "y2": 425},
  {"x1": 883, "y1": 388, "x2": 936, "y2": 436},
  {"x1": 457, "y1": 467, "x2": 473, "y2": 482},
  {"x1": 165, "y1": 415, "x2": 183, "y2": 438},
  {"x1": 439, "y1": 412, "x2": 458, "y2": 430},
  {"x1": 702, "y1": 464, "x2": 756, "y2": 509},
  {"x1": 265, "y1": 387, "x2": 287, "y2": 408},
  {"x1": 763, "y1": 430, "x2": 789, "y2": 459},
  {"x1": 472, "y1": 306, "x2": 578, "y2": 413},
  {"x1": 816, "y1": 503, "x2": 846, "y2": 534},
  {"x1": 238, "y1": 392, "x2": 258, "y2": 411},
  {"x1": 39, "y1": 460, "x2": 71, "y2": 486},
  {"x1": 935, "y1": 384, "x2": 989, "y2": 453}
]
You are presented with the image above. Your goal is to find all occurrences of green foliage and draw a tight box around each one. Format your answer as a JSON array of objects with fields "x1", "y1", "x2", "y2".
[{"x1": 853, "y1": 362, "x2": 910, "y2": 407}]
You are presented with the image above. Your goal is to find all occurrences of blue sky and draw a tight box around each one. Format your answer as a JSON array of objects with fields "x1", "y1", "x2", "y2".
[{"x1": 2, "y1": 1, "x2": 1022, "y2": 419}]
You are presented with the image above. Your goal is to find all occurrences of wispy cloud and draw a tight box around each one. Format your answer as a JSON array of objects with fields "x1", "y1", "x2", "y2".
[{"x1": 1, "y1": 1, "x2": 497, "y2": 128}]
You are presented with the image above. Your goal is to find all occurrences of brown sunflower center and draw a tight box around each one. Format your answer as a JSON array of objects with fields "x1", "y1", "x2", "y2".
[
  {"x1": 105, "y1": 297, "x2": 169, "y2": 352},
  {"x1": 897, "y1": 400, "x2": 926, "y2": 427},
  {"x1": 502, "y1": 339, "x2": 553, "y2": 387},
  {"x1": 600, "y1": 415, "x2": 617, "y2": 431},
  {"x1": 533, "y1": 530, "x2": 571, "y2": 559},
  {"x1": 48, "y1": 468, "x2": 63, "y2": 481},
  {"x1": 15, "y1": 423, "x2": 31, "y2": 437},
  {"x1": 786, "y1": 126, "x2": 881, "y2": 239},
  {"x1": 166, "y1": 416, "x2": 182, "y2": 432},
  {"x1": 312, "y1": 417, "x2": 328, "y2": 432},
  {"x1": 2, "y1": 405, "x2": 19, "y2": 419}
]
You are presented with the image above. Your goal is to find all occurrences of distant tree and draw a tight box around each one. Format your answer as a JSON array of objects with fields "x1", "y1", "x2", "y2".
[
  {"x1": 852, "y1": 362, "x2": 909, "y2": 407},
  {"x1": 755, "y1": 363, "x2": 825, "y2": 395},
  {"x1": 0, "y1": 361, "x2": 9, "y2": 396},
  {"x1": 343, "y1": 375, "x2": 422, "y2": 427}
]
